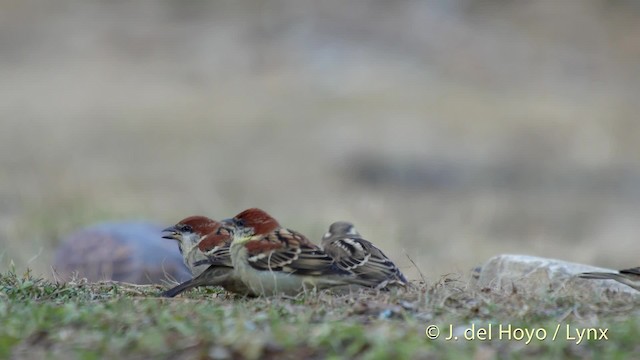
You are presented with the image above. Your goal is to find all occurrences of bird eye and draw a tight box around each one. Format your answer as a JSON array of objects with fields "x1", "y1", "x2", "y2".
[
  {"x1": 235, "y1": 219, "x2": 246, "y2": 227},
  {"x1": 182, "y1": 225, "x2": 193, "y2": 232}
]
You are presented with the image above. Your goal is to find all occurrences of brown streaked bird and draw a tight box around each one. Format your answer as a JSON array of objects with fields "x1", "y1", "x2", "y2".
[
  {"x1": 579, "y1": 267, "x2": 640, "y2": 292},
  {"x1": 321, "y1": 221, "x2": 409, "y2": 289},
  {"x1": 228, "y1": 208, "x2": 377, "y2": 296},
  {"x1": 162, "y1": 232, "x2": 257, "y2": 297},
  {"x1": 160, "y1": 216, "x2": 252, "y2": 297},
  {"x1": 53, "y1": 222, "x2": 191, "y2": 285},
  {"x1": 161, "y1": 216, "x2": 222, "y2": 277}
]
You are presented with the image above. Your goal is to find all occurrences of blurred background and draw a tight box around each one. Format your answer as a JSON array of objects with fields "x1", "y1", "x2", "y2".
[{"x1": 1, "y1": 0, "x2": 640, "y2": 282}]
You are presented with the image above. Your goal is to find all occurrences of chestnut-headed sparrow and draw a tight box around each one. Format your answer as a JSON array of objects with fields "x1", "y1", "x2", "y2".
[
  {"x1": 228, "y1": 208, "x2": 375, "y2": 296},
  {"x1": 161, "y1": 216, "x2": 222, "y2": 277},
  {"x1": 161, "y1": 216, "x2": 251, "y2": 297}
]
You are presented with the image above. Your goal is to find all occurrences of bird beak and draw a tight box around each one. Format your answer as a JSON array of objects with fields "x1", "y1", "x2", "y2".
[
  {"x1": 233, "y1": 234, "x2": 252, "y2": 245},
  {"x1": 226, "y1": 220, "x2": 255, "y2": 244},
  {"x1": 162, "y1": 226, "x2": 179, "y2": 240}
]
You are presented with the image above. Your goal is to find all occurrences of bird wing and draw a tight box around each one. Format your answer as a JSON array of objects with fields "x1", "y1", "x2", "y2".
[
  {"x1": 197, "y1": 230, "x2": 234, "y2": 267},
  {"x1": 245, "y1": 228, "x2": 348, "y2": 276},
  {"x1": 324, "y1": 236, "x2": 408, "y2": 286}
]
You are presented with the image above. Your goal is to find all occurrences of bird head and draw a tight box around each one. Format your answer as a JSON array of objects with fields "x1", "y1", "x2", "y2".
[
  {"x1": 162, "y1": 216, "x2": 221, "y2": 252},
  {"x1": 323, "y1": 221, "x2": 360, "y2": 240},
  {"x1": 230, "y1": 208, "x2": 280, "y2": 245}
]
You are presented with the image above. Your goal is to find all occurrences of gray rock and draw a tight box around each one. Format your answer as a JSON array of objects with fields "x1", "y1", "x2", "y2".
[
  {"x1": 470, "y1": 254, "x2": 639, "y2": 301},
  {"x1": 53, "y1": 221, "x2": 191, "y2": 284}
]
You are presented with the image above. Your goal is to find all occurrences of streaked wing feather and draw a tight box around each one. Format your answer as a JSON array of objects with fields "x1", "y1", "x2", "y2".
[
  {"x1": 247, "y1": 229, "x2": 349, "y2": 276},
  {"x1": 198, "y1": 233, "x2": 234, "y2": 267},
  {"x1": 327, "y1": 236, "x2": 408, "y2": 285}
]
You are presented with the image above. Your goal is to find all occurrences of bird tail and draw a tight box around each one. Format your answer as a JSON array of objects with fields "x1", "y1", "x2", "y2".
[
  {"x1": 161, "y1": 275, "x2": 228, "y2": 297},
  {"x1": 161, "y1": 278, "x2": 201, "y2": 297},
  {"x1": 578, "y1": 272, "x2": 620, "y2": 280},
  {"x1": 160, "y1": 266, "x2": 231, "y2": 297}
]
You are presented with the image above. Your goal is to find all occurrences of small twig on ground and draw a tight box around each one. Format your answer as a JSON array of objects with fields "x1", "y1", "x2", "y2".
[{"x1": 403, "y1": 249, "x2": 426, "y2": 284}]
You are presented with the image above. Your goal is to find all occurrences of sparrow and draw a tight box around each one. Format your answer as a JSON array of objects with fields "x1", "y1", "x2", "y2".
[
  {"x1": 228, "y1": 208, "x2": 376, "y2": 296},
  {"x1": 161, "y1": 216, "x2": 252, "y2": 297},
  {"x1": 161, "y1": 216, "x2": 222, "y2": 277},
  {"x1": 321, "y1": 221, "x2": 409, "y2": 289},
  {"x1": 162, "y1": 259, "x2": 254, "y2": 297},
  {"x1": 578, "y1": 267, "x2": 640, "y2": 292}
]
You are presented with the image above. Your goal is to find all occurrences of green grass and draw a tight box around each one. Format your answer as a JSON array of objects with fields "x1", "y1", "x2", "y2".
[{"x1": 1, "y1": 270, "x2": 638, "y2": 359}]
